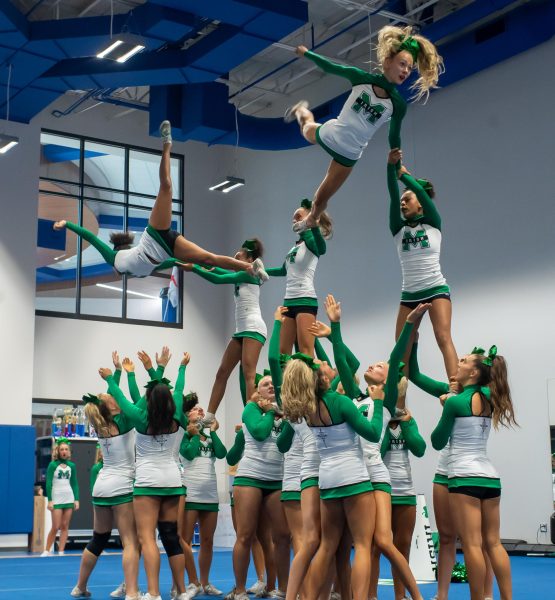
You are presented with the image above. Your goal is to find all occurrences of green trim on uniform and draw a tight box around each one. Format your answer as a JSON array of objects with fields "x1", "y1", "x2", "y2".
[
  {"x1": 233, "y1": 477, "x2": 282, "y2": 491},
  {"x1": 185, "y1": 502, "x2": 219, "y2": 512},
  {"x1": 53, "y1": 503, "x2": 75, "y2": 510},
  {"x1": 400, "y1": 284, "x2": 451, "y2": 302},
  {"x1": 146, "y1": 224, "x2": 173, "y2": 256},
  {"x1": 133, "y1": 486, "x2": 186, "y2": 496},
  {"x1": 448, "y1": 476, "x2": 501, "y2": 490},
  {"x1": 232, "y1": 331, "x2": 266, "y2": 345},
  {"x1": 281, "y1": 490, "x2": 301, "y2": 502},
  {"x1": 283, "y1": 297, "x2": 318, "y2": 307},
  {"x1": 433, "y1": 473, "x2": 449, "y2": 486},
  {"x1": 372, "y1": 482, "x2": 392, "y2": 495},
  {"x1": 92, "y1": 493, "x2": 133, "y2": 506},
  {"x1": 391, "y1": 495, "x2": 417, "y2": 506},
  {"x1": 320, "y1": 480, "x2": 373, "y2": 500},
  {"x1": 301, "y1": 476, "x2": 319, "y2": 491},
  {"x1": 315, "y1": 125, "x2": 358, "y2": 167}
]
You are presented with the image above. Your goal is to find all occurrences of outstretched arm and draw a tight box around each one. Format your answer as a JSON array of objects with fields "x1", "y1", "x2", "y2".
[
  {"x1": 302, "y1": 48, "x2": 383, "y2": 87},
  {"x1": 226, "y1": 428, "x2": 245, "y2": 466},
  {"x1": 303, "y1": 228, "x2": 326, "y2": 257},
  {"x1": 408, "y1": 343, "x2": 449, "y2": 398},
  {"x1": 388, "y1": 93, "x2": 407, "y2": 151},
  {"x1": 191, "y1": 264, "x2": 256, "y2": 285},
  {"x1": 400, "y1": 416, "x2": 427, "y2": 457},
  {"x1": 64, "y1": 221, "x2": 117, "y2": 266},
  {"x1": 387, "y1": 155, "x2": 404, "y2": 235},
  {"x1": 400, "y1": 171, "x2": 441, "y2": 229},
  {"x1": 266, "y1": 263, "x2": 287, "y2": 277}
]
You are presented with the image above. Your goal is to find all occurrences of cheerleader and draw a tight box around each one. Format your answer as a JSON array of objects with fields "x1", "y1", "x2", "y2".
[
  {"x1": 285, "y1": 26, "x2": 443, "y2": 233},
  {"x1": 183, "y1": 238, "x2": 267, "y2": 422},
  {"x1": 99, "y1": 351, "x2": 189, "y2": 600},
  {"x1": 267, "y1": 199, "x2": 332, "y2": 356},
  {"x1": 43, "y1": 438, "x2": 79, "y2": 556}
]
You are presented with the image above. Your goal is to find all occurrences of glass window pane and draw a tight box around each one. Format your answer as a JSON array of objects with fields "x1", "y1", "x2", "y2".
[
  {"x1": 84, "y1": 141, "x2": 125, "y2": 192},
  {"x1": 128, "y1": 194, "x2": 182, "y2": 213},
  {"x1": 79, "y1": 201, "x2": 124, "y2": 318},
  {"x1": 40, "y1": 132, "x2": 81, "y2": 183},
  {"x1": 36, "y1": 194, "x2": 79, "y2": 313},
  {"x1": 129, "y1": 150, "x2": 182, "y2": 202},
  {"x1": 83, "y1": 185, "x2": 126, "y2": 203}
]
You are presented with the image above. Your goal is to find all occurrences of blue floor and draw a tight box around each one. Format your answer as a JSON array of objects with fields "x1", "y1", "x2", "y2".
[{"x1": 0, "y1": 548, "x2": 552, "y2": 599}]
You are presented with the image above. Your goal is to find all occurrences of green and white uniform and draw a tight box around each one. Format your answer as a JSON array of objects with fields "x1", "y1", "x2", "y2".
[
  {"x1": 381, "y1": 418, "x2": 426, "y2": 505},
  {"x1": 311, "y1": 390, "x2": 383, "y2": 500},
  {"x1": 92, "y1": 416, "x2": 136, "y2": 506},
  {"x1": 106, "y1": 365, "x2": 188, "y2": 496},
  {"x1": 191, "y1": 265, "x2": 266, "y2": 344},
  {"x1": 329, "y1": 319, "x2": 415, "y2": 493},
  {"x1": 234, "y1": 402, "x2": 284, "y2": 491},
  {"x1": 305, "y1": 50, "x2": 407, "y2": 167},
  {"x1": 267, "y1": 227, "x2": 326, "y2": 310},
  {"x1": 388, "y1": 166, "x2": 449, "y2": 302},
  {"x1": 64, "y1": 221, "x2": 179, "y2": 277},
  {"x1": 180, "y1": 430, "x2": 227, "y2": 512},
  {"x1": 46, "y1": 459, "x2": 79, "y2": 509},
  {"x1": 277, "y1": 422, "x2": 304, "y2": 501}
]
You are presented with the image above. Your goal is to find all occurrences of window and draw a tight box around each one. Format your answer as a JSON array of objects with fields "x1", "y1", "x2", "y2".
[{"x1": 36, "y1": 131, "x2": 184, "y2": 326}]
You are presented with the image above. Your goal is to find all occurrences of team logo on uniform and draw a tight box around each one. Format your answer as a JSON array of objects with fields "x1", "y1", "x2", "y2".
[
  {"x1": 200, "y1": 442, "x2": 213, "y2": 457},
  {"x1": 286, "y1": 246, "x2": 299, "y2": 264},
  {"x1": 402, "y1": 229, "x2": 430, "y2": 251},
  {"x1": 351, "y1": 91, "x2": 386, "y2": 124},
  {"x1": 57, "y1": 468, "x2": 71, "y2": 480}
]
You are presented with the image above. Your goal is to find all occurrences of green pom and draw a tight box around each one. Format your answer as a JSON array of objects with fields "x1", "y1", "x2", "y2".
[{"x1": 451, "y1": 562, "x2": 468, "y2": 583}]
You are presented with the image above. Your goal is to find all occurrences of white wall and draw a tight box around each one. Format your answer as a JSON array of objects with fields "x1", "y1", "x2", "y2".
[{"x1": 222, "y1": 38, "x2": 555, "y2": 542}]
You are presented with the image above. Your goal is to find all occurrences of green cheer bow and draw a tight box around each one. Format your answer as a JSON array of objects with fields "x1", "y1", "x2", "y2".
[
  {"x1": 242, "y1": 239, "x2": 257, "y2": 253},
  {"x1": 471, "y1": 345, "x2": 498, "y2": 367},
  {"x1": 255, "y1": 369, "x2": 272, "y2": 386},
  {"x1": 82, "y1": 393, "x2": 100, "y2": 406},
  {"x1": 55, "y1": 437, "x2": 71, "y2": 446},
  {"x1": 279, "y1": 353, "x2": 292, "y2": 367},
  {"x1": 416, "y1": 178, "x2": 433, "y2": 196},
  {"x1": 398, "y1": 36, "x2": 420, "y2": 62},
  {"x1": 300, "y1": 198, "x2": 312, "y2": 210},
  {"x1": 290, "y1": 352, "x2": 320, "y2": 371},
  {"x1": 144, "y1": 377, "x2": 174, "y2": 391}
]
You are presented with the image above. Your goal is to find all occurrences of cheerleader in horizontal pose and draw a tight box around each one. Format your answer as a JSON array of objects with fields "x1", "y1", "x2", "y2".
[
  {"x1": 71, "y1": 386, "x2": 140, "y2": 600},
  {"x1": 285, "y1": 26, "x2": 443, "y2": 233},
  {"x1": 324, "y1": 294, "x2": 426, "y2": 600},
  {"x1": 267, "y1": 199, "x2": 332, "y2": 356},
  {"x1": 380, "y1": 408, "x2": 426, "y2": 600},
  {"x1": 180, "y1": 396, "x2": 227, "y2": 596},
  {"x1": 226, "y1": 375, "x2": 290, "y2": 600},
  {"x1": 387, "y1": 148, "x2": 457, "y2": 380},
  {"x1": 43, "y1": 438, "x2": 79, "y2": 556},
  {"x1": 99, "y1": 352, "x2": 189, "y2": 600},
  {"x1": 281, "y1": 351, "x2": 385, "y2": 600},
  {"x1": 408, "y1": 338, "x2": 495, "y2": 600},
  {"x1": 409, "y1": 338, "x2": 515, "y2": 600},
  {"x1": 53, "y1": 121, "x2": 266, "y2": 280},
  {"x1": 183, "y1": 238, "x2": 267, "y2": 423}
]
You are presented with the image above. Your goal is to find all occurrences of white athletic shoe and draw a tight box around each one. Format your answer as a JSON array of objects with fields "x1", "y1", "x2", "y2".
[
  {"x1": 225, "y1": 592, "x2": 249, "y2": 600},
  {"x1": 140, "y1": 594, "x2": 162, "y2": 600},
  {"x1": 58, "y1": 550, "x2": 65, "y2": 555},
  {"x1": 203, "y1": 584, "x2": 223, "y2": 595},
  {"x1": 252, "y1": 258, "x2": 269, "y2": 282},
  {"x1": 40, "y1": 550, "x2": 52, "y2": 557},
  {"x1": 159, "y1": 120, "x2": 172, "y2": 144},
  {"x1": 70, "y1": 586, "x2": 92, "y2": 598},
  {"x1": 184, "y1": 583, "x2": 202, "y2": 600},
  {"x1": 246, "y1": 581, "x2": 266, "y2": 596},
  {"x1": 284, "y1": 100, "x2": 309, "y2": 123},
  {"x1": 329, "y1": 593, "x2": 341, "y2": 600},
  {"x1": 268, "y1": 590, "x2": 285, "y2": 599},
  {"x1": 111, "y1": 582, "x2": 127, "y2": 598}
]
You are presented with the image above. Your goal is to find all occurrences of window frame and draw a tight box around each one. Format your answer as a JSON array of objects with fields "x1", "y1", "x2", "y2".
[{"x1": 36, "y1": 129, "x2": 184, "y2": 328}]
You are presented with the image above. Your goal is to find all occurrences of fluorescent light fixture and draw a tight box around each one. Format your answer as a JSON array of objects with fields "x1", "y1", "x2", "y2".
[
  {"x1": 0, "y1": 135, "x2": 18, "y2": 154},
  {"x1": 96, "y1": 283, "x2": 159, "y2": 300},
  {"x1": 53, "y1": 254, "x2": 67, "y2": 261},
  {"x1": 96, "y1": 38, "x2": 145, "y2": 63},
  {"x1": 209, "y1": 177, "x2": 245, "y2": 193}
]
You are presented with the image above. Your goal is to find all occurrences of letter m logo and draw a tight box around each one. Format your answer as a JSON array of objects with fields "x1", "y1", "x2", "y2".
[
  {"x1": 351, "y1": 91, "x2": 386, "y2": 124},
  {"x1": 402, "y1": 230, "x2": 430, "y2": 252}
]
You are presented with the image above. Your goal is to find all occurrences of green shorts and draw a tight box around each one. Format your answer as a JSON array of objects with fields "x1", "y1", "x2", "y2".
[
  {"x1": 233, "y1": 331, "x2": 266, "y2": 345},
  {"x1": 53, "y1": 503, "x2": 74, "y2": 510},
  {"x1": 133, "y1": 486, "x2": 186, "y2": 497},
  {"x1": 433, "y1": 473, "x2": 449, "y2": 486},
  {"x1": 185, "y1": 502, "x2": 219, "y2": 512},
  {"x1": 281, "y1": 490, "x2": 301, "y2": 502},
  {"x1": 234, "y1": 477, "x2": 282, "y2": 493},
  {"x1": 320, "y1": 480, "x2": 372, "y2": 501},
  {"x1": 391, "y1": 495, "x2": 417, "y2": 506},
  {"x1": 315, "y1": 126, "x2": 358, "y2": 168},
  {"x1": 372, "y1": 482, "x2": 392, "y2": 495},
  {"x1": 92, "y1": 493, "x2": 133, "y2": 507},
  {"x1": 301, "y1": 476, "x2": 319, "y2": 491}
]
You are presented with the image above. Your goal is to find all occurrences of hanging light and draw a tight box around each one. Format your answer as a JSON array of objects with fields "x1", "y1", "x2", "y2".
[{"x1": 208, "y1": 177, "x2": 245, "y2": 193}]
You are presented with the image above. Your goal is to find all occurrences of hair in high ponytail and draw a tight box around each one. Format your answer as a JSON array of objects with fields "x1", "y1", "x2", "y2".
[
  {"x1": 473, "y1": 354, "x2": 517, "y2": 429},
  {"x1": 85, "y1": 402, "x2": 113, "y2": 438}
]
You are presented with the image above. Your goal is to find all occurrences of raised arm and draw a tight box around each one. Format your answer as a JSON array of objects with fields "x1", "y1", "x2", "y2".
[
  {"x1": 242, "y1": 402, "x2": 275, "y2": 442},
  {"x1": 64, "y1": 221, "x2": 117, "y2": 266},
  {"x1": 430, "y1": 397, "x2": 459, "y2": 450},
  {"x1": 269, "y1": 308, "x2": 287, "y2": 405},
  {"x1": 330, "y1": 321, "x2": 361, "y2": 400},
  {"x1": 303, "y1": 49, "x2": 382, "y2": 86},
  {"x1": 103, "y1": 370, "x2": 147, "y2": 430},
  {"x1": 387, "y1": 158, "x2": 404, "y2": 236},
  {"x1": 191, "y1": 264, "x2": 256, "y2": 285},
  {"x1": 226, "y1": 428, "x2": 245, "y2": 466},
  {"x1": 384, "y1": 319, "x2": 415, "y2": 414},
  {"x1": 387, "y1": 92, "x2": 407, "y2": 150},
  {"x1": 122, "y1": 359, "x2": 142, "y2": 404},
  {"x1": 210, "y1": 429, "x2": 227, "y2": 459},
  {"x1": 408, "y1": 342, "x2": 449, "y2": 398},
  {"x1": 400, "y1": 416, "x2": 427, "y2": 457},
  {"x1": 338, "y1": 393, "x2": 383, "y2": 443},
  {"x1": 303, "y1": 227, "x2": 326, "y2": 257},
  {"x1": 266, "y1": 263, "x2": 287, "y2": 277},
  {"x1": 400, "y1": 171, "x2": 441, "y2": 230}
]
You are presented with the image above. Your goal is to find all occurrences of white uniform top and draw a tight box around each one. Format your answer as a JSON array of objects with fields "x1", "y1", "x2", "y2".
[
  {"x1": 51, "y1": 463, "x2": 75, "y2": 506},
  {"x1": 394, "y1": 223, "x2": 446, "y2": 294},
  {"x1": 114, "y1": 228, "x2": 171, "y2": 277},
  {"x1": 383, "y1": 427, "x2": 415, "y2": 497},
  {"x1": 180, "y1": 437, "x2": 219, "y2": 504},
  {"x1": 436, "y1": 446, "x2": 450, "y2": 477},
  {"x1": 448, "y1": 416, "x2": 499, "y2": 480},
  {"x1": 354, "y1": 397, "x2": 392, "y2": 485},
  {"x1": 293, "y1": 420, "x2": 320, "y2": 483},
  {"x1": 318, "y1": 84, "x2": 393, "y2": 161},
  {"x1": 93, "y1": 430, "x2": 136, "y2": 498},
  {"x1": 282, "y1": 428, "x2": 304, "y2": 493},
  {"x1": 134, "y1": 429, "x2": 185, "y2": 489},
  {"x1": 284, "y1": 242, "x2": 318, "y2": 300},
  {"x1": 234, "y1": 281, "x2": 267, "y2": 338},
  {"x1": 312, "y1": 422, "x2": 369, "y2": 490},
  {"x1": 237, "y1": 419, "x2": 284, "y2": 481}
]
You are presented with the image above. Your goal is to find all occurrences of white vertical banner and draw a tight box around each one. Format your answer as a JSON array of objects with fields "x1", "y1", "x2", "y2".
[{"x1": 409, "y1": 493, "x2": 437, "y2": 582}]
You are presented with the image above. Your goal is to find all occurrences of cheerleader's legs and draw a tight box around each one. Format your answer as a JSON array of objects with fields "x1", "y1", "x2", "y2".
[
  {"x1": 264, "y1": 491, "x2": 291, "y2": 593},
  {"x1": 231, "y1": 503, "x2": 268, "y2": 586},
  {"x1": 428, "y1": 298, "x2": 458, "y2": 381},
  {"x1": 256, "y1": 509, "x2": 277, "y2": 590},
  {"x1": 207, "y1": 339, "x2": 242, "y2": 415},
  {"x1": 295, "y1": 313, "x2": 317, "y2": 357},
  {"x1": 184, "y1": 510, "x2": 218, "y2": 587},
  {"x1": 308, "y1": 160, "x2": 353, "y2": 225},
  {"x1": 280, "y1": 316, "x2": 298, "y2": 355},
  {"x1": 75, "y1": 506, "x2": 113, "y2": 590},
  {"x1": 178, "y1": 495, "x2": 200, "y2": 587},
  {"x1": 391, "y1": 504, "x2": 417, "y2": 600},
  {"x1": 433, "y1": 483, "x2": 456, "y2": 600},
  {"x1": 45, "y1": 508, "x2": 62, "y2": 552},
  {"x1": 114, "y1": 502, "x2": 140, "y2": 597},
  {"x1": 149, "y1": 138, "x2": 173, "y2": 230},
  {"x1": 370, "y1": 491, "x2": 422, "y2": 600},
  {"x1": 58, "y1": 507, "x2": 74, "y2": 552}
]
